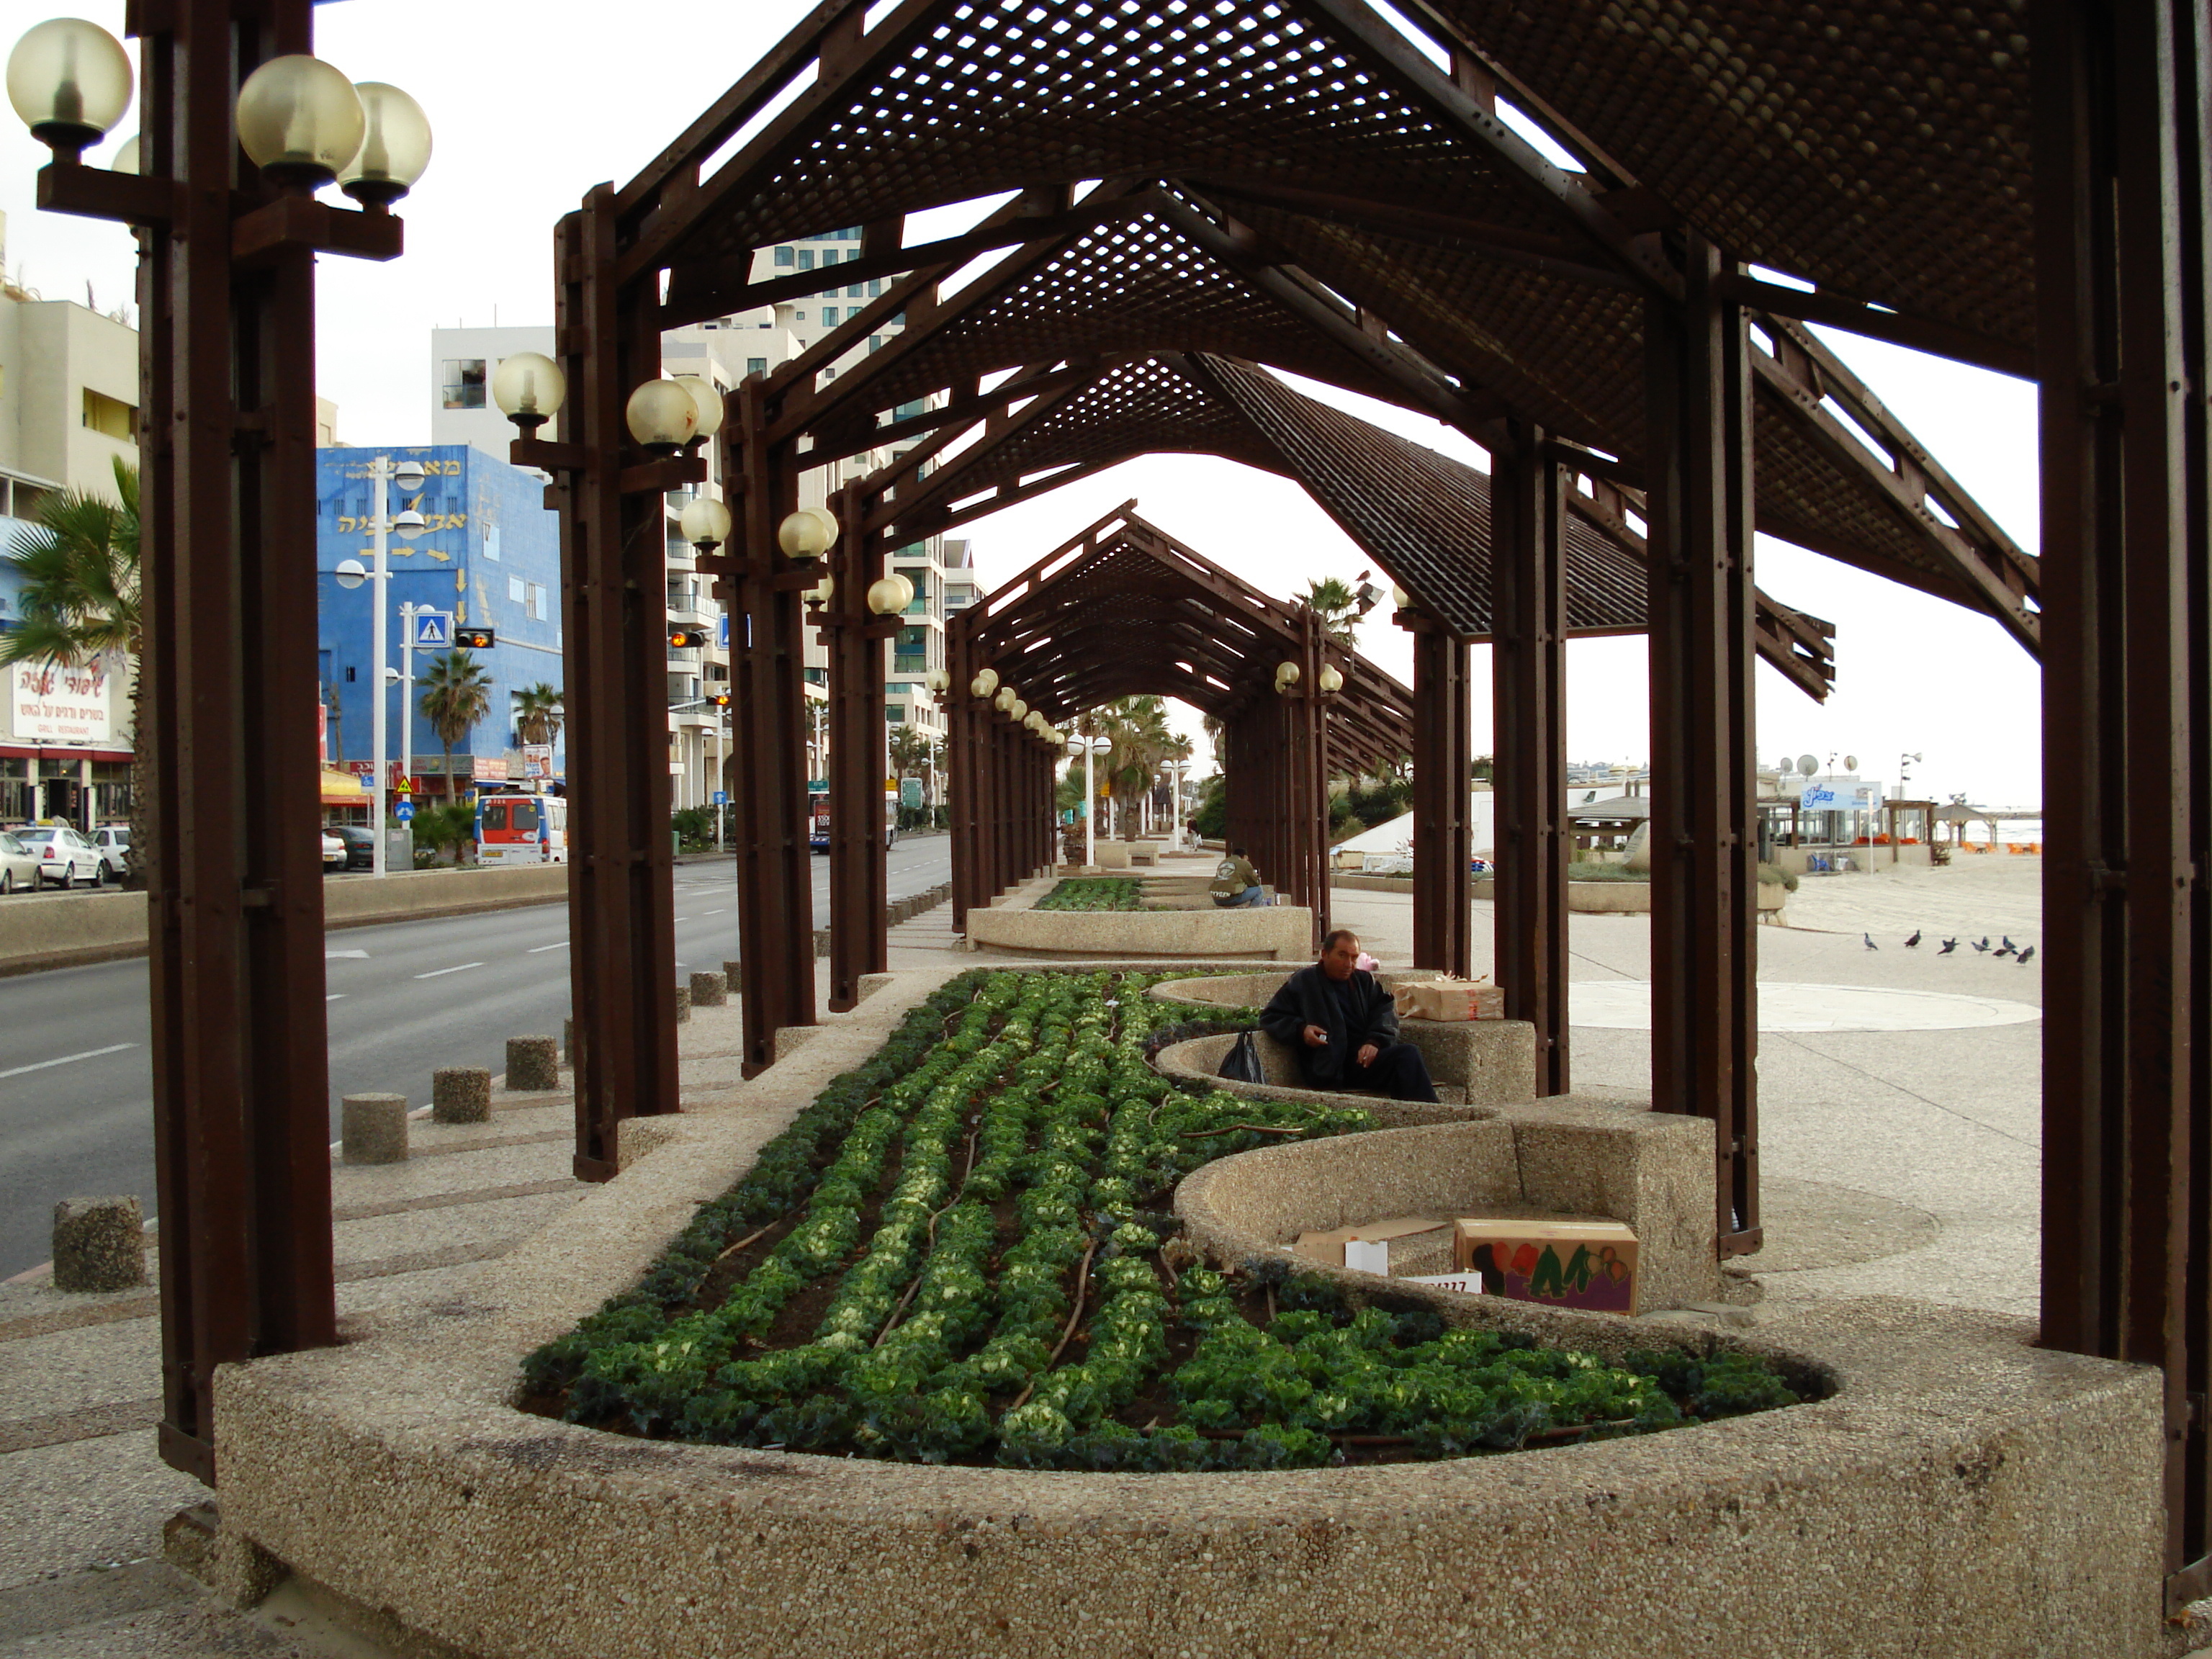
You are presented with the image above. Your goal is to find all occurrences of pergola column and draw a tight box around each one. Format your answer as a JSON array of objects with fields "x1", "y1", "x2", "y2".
[
  {"x1": 727, "y1": 379, "x2": 819, "y2": 1074},
  {"x1": 1491, "y1": 423, "x2": 1570, "y2": 1092},
  {"x1": 555, "y1": 189, "x2": 685, "y2": 1172},
  {"x1": 1403, "y1": 611, "x2": 1473, "y2": 978},
  {"x1": 137, "y1": 0, "x2": 341, "y2": 1480},
  {"x1": 1642, "y1": 235, "x2": 1761, "y2": 1256},
  {"x1": 824, "y1": 487, "x2": 893, "y2": 1011},
  {"x1": 2033, "y1": 0, "x2": 2212, "y2": 1603}
]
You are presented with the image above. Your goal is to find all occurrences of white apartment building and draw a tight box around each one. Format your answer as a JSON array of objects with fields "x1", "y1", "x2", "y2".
[{"x1": 428, "y1": 224, "x2": 948, "y2": 813}]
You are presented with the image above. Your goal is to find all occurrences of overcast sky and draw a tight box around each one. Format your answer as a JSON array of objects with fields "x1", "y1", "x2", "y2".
[{"x1": 1, "y1": 0, "x2": 2044, "y2": 807}]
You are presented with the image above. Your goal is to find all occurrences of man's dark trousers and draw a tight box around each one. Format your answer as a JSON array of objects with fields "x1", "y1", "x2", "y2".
[{"x1": 1305, "y1": 1043, "x2": 1439, "y2": 1103}]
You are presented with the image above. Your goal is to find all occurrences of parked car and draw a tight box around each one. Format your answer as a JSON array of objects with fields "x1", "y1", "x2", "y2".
[
  {"x1": 322, "y1": 831, "x2": 346, "y2": 871},
  {"x1": 331, "y1": 826, "x2": 376, "y2": 871},
  {"x1": 0, "y1": 831, "x2": 40, "y2": 894},
  {"x1": 13, "y1": 824, "x2": 103, "y2": 889},
  {"x1": 88, "y1": 824, "x2": 130, "y2": 881}
]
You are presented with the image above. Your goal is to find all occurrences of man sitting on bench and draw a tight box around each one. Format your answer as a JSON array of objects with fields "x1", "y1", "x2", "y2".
[{"x1": 1260, "y1": 929, "x2": 1439, "y2": 1102}]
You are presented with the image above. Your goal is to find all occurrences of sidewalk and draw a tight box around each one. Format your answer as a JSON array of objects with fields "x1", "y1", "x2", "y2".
[{"x1": 0, "y1": 866, "x2": 2080, "y2": 1653}]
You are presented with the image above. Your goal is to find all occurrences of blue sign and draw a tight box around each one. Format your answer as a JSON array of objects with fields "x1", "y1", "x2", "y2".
[
  {"x1": 1799, "y1": 786, "x2": 1836, "y2": 809},
  {"x1": 395, "y1": 801, "x2": 415, "y2": 822},
  {"x1": 711, "y1": 790, "x2": 728, "y2": 806},
  {"x1": 411, "y1": 611, "x2": 450, "y2": 648}
]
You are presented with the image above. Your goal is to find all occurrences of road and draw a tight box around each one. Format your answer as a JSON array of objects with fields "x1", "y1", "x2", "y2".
[{"x1": 0, "y1": 837, "x2": 951, "y2": 1277}]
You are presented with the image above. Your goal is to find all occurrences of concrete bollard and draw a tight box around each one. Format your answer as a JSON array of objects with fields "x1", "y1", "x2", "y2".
[
  {"x1": 505, "y1": 1037, "x2": 560, "y2": 1092},
  {"x1": 674, "y1": 983, "x2": 692, "y2": 1024},
  {"x1": 432, "y1": 1066, "x2": 492, "y2": 1124},
  {"x1": 813, "y1": 927, "x2": 832, "y2": 958},
  {"x1": 51, "y1": 1196, "x2": 145, "y2": 1292},
  {"x1": 341, "y1": 1094, "x2": 410, "y2": 1164},
  {"x1": 689, "y1": 970, "x2": 727, "y2": 1007},
  {"x1": 722, "y1": 960, "x2": 743, "y2": 992}
]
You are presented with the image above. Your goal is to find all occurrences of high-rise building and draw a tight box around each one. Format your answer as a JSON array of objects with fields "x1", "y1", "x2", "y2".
[{"x1": 428, "y1": 229, "x2": 945, "y2": 813}]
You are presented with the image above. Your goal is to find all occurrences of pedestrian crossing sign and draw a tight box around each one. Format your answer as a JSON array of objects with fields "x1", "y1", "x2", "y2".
[{"x1": 413, "y1": 611, "x2": 450, "y2": 648}]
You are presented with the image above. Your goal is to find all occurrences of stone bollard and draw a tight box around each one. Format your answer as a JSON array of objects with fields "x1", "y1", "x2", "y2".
[
  {"x1": 722, "y1": 960, "x2": 743, "y2": 992},
  {"x1": 505, "y1": 1037, "x2": 560, "y2": 1092},
  {"x1": 690, "y1": 970, "x2": 727, "y2": 1007},
  {"x1": 341, "y1": 1094, "x2": 410, "y2": 1164},
  {"x1": 813, "y1": 927, "x2": 832, "y2": 958},
  {"x1": 432, "y1": 1066, "x2": 492, "y2": 1124},
  {"x1": 51, "y1": 1197, "x2": 145, "y2": 1292},
  {"x1": 674, "y1": 983, "x2": 692, "y2": 1024}
]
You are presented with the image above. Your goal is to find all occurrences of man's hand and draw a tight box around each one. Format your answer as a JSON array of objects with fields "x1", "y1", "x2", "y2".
[
  {"x1": 1302, "y1": 1024, "x2": 1328, "y2": 1048},
  {"x1": 1356, "y1": 1042, "x2": 1380, "y2": 1068}
]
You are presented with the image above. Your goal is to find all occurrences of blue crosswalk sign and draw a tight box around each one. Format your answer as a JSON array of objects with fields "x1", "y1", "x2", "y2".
[
  {"x1": 395, "y1": 801, "x2": 415, "y2": 822},
  {"x1": 412, "y1": 611, "x2": 449, "y2": 648}
]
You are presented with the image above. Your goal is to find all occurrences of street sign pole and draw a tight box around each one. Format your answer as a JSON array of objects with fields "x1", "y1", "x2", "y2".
[{"x1": 370, "y1": 460, "x2": 390, "y2": 878}]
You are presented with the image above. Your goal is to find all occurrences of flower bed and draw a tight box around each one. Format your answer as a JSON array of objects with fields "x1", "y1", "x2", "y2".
[
  {"x1": 523, "y1": 968, "x2": 1799, "y2": 1470},
  {"x1": 1033, "y1": 877, "x2": 1145, "y2": 911}
]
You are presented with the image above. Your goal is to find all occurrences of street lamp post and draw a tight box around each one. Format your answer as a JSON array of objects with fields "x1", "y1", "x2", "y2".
[
  {"x1": 334, "y1": 459, "x2": 426, "y2": 875},
  {"x1": 1164, "y1": 760, "x2": 1191, "y2": 849},
  {"x1": 1077, "y1": 735, "x2": 1104, "y2": 868}
]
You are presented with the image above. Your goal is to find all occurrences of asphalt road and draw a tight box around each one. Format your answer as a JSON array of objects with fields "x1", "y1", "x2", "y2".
[{"x1": 0, "y1": 836, "x2": 951, "y2": 1277}]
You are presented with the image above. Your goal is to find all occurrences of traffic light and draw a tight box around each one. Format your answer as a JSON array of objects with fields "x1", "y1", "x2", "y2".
[
  {"x1": 667, "y1": 625, "x2": 711, "y2": 649},
  {"x1": 454, "y1": 626, "x2": 495, "y2": 649},
  {"x1": 709, "y1": 692, "x2": 732, "y2": 709}
]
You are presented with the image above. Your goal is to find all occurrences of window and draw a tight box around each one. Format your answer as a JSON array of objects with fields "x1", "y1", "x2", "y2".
[
  {"x1": 482, "y1": 524, "x2": 500, "y2": 562},
  {"x1": 81, "y1": 388, "x2": 138, "y2": 441},
  {"x1": 847, "y1": 282, "x2": 865, "y2": 299},
  {"x1": 804, "y1": 665, "x2": 827, "y2": 686},
  {"x1": 746, "y1": 356, "x2": 767, "y2": 376},
  {"x1": 345, "y1": 666, "x2": 356, "y2": 682},
  {"x1": 822, "y1": 306, "x2": 839, "y2": 326},
  {"x1": 870, "y1": 279, "x2": 884, "y2": 297},
  {"x1": 885, "y1": 705, "x2": 907, "y2": 723},
  {"x1": 508, "y1": 575, "x2": 526, "y2": 604},
  {"x1": 794, "y1": 310, "x2": 806, "y2": 321},
  {"x1": 441, "y1": 359, "x2": 486, "y2": 409},
  {"x1": 797, "y1": 249, "x2": 814, "y2": 271},
  {"x1": 528, "y1": 583, "x2": 548, "y2": 620},
  {"x1": 774, "y1": 246, "x2": 794, "y2": 267},
  {"x1": 893, "y1": 401, "x2": 927, "y2": 422},
  {"x1": 869, "y1": 336, "x2": 884, "y2": 352}
]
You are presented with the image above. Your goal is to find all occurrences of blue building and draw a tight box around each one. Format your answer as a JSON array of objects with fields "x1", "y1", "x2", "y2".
[{"x1": 316, "y1": 445, "x2": 566, "y2": 804}]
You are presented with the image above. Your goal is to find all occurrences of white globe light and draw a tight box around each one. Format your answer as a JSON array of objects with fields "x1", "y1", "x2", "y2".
[
  {"x1": 111, "y1": 132, "x2": 138, "y2": 174},
  {"x1": 969, "y1": 674, "x2": 992, "y2": 698},
  {"x1": 625, "y1": 379, "x2": 698, "y2": 455},
  {"x1": 973, "y1": 667, "x2": 999, "y2": 696},
  {"x1": 806, "y1": 572, "x2": 836, "y2": 607},
  {"x1": 994, "y1": 687, "x2": 1016, "y2": 712},
  {"x1": 777, "y1": 505, "x2": 838, "y2": 561},
  {"x1": 1010, "y1": 698, "x2": 1028, "y2": 720},
  {"x1": 1317, "y1": 664, "x2": 1344, "y2": 693},
  {"x1": 234, "y1": 55, "x2": 365, "y2": 188},
  {"x1": 866, "y1": 577, "x2": 908, "y2": 616},
  {"x1": 491, "y1": 353, "x2": 566, "y2": 432},
  {"x1": 674, "y1": 374, "x2": 725, "y2": 441},
  {"x1": 1275, "y1": 660, "x2": 1300, "y2": 685},
  {"x1": 678, "y1": 496, "x2": 732, "y2": 550},
  {"x1": 1391, "y1": 584, "x2": 1413, "y2": 609},
  {"x1": 336, "y1": 81, "x2": 431, "y2": 206},
  {"x1": 7, "y1": 19, "x2": 132, "y2": 152},
  {"x1": 924, "y1": 669, "x2": 950, "y2": 693}
]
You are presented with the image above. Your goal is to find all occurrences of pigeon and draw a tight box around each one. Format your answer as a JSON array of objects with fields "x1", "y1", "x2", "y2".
[
  {"x1": 1994, "y1": 942, "x2": 2016, "y2": 958},
  {"x1": 1904, "y1": 930, "x2": 1922, "y2": 948},
  {"x1": 2001, "y1": 935, "x2": 2017, "y2": 952},
  {"x1": 1973, "y1": 937, "x2": 1991, "y2": 953},
  {"x1": 1863, "y1": 932, "x2": 1879, "y2": 950},
  {"x1": 2018, "y1": 945, "x2": 2036, "y2": 966},
  {"x1": 1938, "y1": 938, "x2": 1958, "y2": 955}
]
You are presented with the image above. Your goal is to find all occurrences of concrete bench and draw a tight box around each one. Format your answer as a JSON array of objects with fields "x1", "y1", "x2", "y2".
[{"x1": 1158, "y1": 1019, "x2": 1537, "y2": 1110}]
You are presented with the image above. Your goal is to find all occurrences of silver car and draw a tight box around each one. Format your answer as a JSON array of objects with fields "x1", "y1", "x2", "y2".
[
  {"x1": 0, "y1": 831, "x2": 39, "y2": 894},
  {"x1": 13, "y1": 824, "x2": 102, "y2": 889}
]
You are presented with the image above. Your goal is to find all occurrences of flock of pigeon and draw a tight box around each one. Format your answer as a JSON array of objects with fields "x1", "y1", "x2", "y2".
[{"x1": 1864, "y1": 930, "x2": 2035, "y2": 964}]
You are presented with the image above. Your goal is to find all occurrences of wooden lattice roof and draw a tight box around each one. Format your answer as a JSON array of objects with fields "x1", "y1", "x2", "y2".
[{"x1": 955, "y1": 504, "x2": 1417, "y2": 773}]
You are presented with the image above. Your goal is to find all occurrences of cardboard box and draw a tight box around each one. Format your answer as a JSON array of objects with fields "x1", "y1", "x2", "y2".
[
  {"x1": 1455, "y1": 1216, "x2": 1639, "y2": 1315},
  {"x1": 1402, "y1": 1271, "x2": 1484, "y2": 1295},
  {"x1": 1398, "y1": 977, "x2": 1506, "y2": 1021},
  {"x1": 1290, "y1": 1215, "x2": 1449, "y2": 1270}
]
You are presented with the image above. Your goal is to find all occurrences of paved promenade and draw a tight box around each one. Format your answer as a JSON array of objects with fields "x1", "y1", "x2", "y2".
[{"x1": 0, "y1": 854, "x2": 2139, "y2": 1655}]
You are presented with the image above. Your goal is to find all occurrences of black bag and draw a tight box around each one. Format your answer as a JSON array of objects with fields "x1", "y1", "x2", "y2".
[{"x1": 1218, "y1": 1030, "x2": 1266, "y2": 1084}]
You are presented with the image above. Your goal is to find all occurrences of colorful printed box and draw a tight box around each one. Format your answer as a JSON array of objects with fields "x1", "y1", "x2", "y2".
[{"x1": 1454, "y1": 1217, "x2": 1639, "y2": 1315}]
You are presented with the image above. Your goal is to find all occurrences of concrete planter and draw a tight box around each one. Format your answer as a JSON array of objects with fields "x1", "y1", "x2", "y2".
[
  {"x1": 201, "y1": 963, "x2": 2170, "y2": 1659},
  {"x1": 966, "y1": 887, "x2": 1312, "y2": 958}
]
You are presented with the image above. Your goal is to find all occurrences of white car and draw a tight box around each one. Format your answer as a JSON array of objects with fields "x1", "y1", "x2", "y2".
[
  {"x1": 322, "y1": 831, "x2": 346, "y2": 871},
  {"x1": 13, "y1": 824, "x2": 102, "y2": 889},
  {"x1": 88, "y1": 824, "x2": 130, "y2": 881},
  {"x1": 0, "y1": 831, "x2": 40, "y2": 894}
]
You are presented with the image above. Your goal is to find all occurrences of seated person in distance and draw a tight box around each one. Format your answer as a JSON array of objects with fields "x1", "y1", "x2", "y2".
[{"x1": 1209, "y1": 845, "x2": 1267, "y2": 907}]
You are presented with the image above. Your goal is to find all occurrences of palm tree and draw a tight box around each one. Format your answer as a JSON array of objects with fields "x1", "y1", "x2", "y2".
[
  {"x1": 0, "y1": 457, "x2": 143, "y2": 882},
  {"x1": 513, "y1": 682, "x2": 564, "y2": 747},
  {"x1": 418, "y1": 650, "x2": 494, "y2": 808},
  {"x1": 1097, "y1": 695, "x2": 1175, "y2": 835},
  {"x1": 1303, "y1": 575, "x2": 1361, "y2": 647}
]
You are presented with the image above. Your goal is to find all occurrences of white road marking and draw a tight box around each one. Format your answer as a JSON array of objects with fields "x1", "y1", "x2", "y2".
[
  {"x1": 527, "y1": 941, "x2": 570, "y2": 953},
  {"x1": 673, "y1": 917, "x2": 689, "y2": 923},
  {"x1": 698, "y1": 908, "x2": 725, "y2": 917},
  {"x1": 0, "y1": 1043, "x2": 136, "y2": 1080},
  {"x1": 413, "y1": 962, "x2": 484, "y2": 980},
  {"x1": 326, "y1": 994, "x2": 345, "y2": 1002},
  {"x1": 325, "y1": 948, "x2": 369, "y2": 959}
]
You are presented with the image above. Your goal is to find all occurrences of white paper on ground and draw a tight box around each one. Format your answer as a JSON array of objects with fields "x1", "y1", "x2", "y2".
[
  {"x1": 1342, "y1": 1239, "x2": 1392, "y2": 1276},
  {"x1": 1402, "y1": 1271, "x2": 1484, "y2": 1294}
]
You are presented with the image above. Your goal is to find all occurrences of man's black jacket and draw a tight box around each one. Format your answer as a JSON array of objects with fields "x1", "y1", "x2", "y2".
[{"x1": 1259, "y1": 966, "x2": 1399, "y2": 1084}]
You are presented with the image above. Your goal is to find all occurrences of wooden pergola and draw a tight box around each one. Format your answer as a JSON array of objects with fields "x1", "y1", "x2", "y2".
[{"x1": 102, "y1": 0, "x2": 2212, "y2": 1607}]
